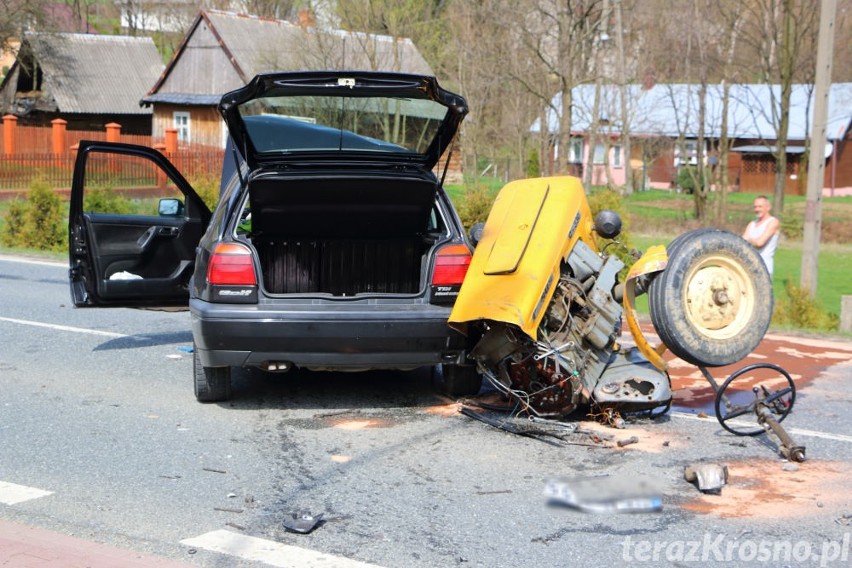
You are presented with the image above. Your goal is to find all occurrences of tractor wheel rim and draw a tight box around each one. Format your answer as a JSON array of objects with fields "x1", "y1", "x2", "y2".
[{"x1": 683, "y1": 254, "x2": 755, "y2": 340}]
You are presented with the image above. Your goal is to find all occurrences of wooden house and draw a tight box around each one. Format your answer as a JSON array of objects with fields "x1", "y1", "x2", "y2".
[
  {"x1": 0, "y1": 32, "x2": 163, "y2": 134},
  {"x1": 141, "y1": 10, "x2": 435, "y2": 148}
]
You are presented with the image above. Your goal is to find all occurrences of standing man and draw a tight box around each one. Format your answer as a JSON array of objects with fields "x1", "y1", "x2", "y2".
[{"x1": 742, "y1": 195, "x2": 781, "y2": 277}]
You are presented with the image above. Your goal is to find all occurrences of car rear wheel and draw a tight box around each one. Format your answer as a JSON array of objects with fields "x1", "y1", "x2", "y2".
[
  {"x1": 193, "y1": 345, "x2": 232, "y2": 402},
  {"x1": 438, "y1": 363, "x2": 483, "y2": 397},
  {"x1": 648, "y1": 229, "x2": 772, "y2": 367}
]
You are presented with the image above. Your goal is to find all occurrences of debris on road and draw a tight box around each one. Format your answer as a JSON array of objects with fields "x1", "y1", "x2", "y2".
[
  {"x1": 283, "y1": 511, "x2": 324, "y2": 534},
  {"x1": 617, "y1": 436, "x2": 639, "y2": 447},
  {"x1": 684, "y1": 463, "x2": 729, "y2": 495},
  {"x1": 459, "y1": 405, "x2": 606, "y2": 447}
]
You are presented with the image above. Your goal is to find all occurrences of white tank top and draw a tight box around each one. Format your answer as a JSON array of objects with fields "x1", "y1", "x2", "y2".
[{"x1": 745, "y1": 217, "x2": 779, "y2": 276}]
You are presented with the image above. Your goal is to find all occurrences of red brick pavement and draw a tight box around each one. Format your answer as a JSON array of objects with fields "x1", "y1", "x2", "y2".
[{"x1": 0, "y1": 519, "x2": 193, "y2": 568}]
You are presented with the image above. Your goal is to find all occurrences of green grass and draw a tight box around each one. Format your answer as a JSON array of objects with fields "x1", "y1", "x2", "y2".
[{"x1": 445, "y1": 175, "x2": 504, "y2": 204}]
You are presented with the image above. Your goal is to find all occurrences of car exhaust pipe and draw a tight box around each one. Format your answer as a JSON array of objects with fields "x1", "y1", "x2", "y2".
[{"x1": 266, "y1": 361, "x2": 292, "y2": 372}]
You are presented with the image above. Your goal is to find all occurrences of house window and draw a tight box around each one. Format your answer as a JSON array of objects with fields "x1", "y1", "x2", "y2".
[
  {"x1": 593, "y1": 143, "x2": 606, "y2": 165},
  {"x1": 568, "y1": 138, "x2": 584, "y2": 164},
  {"x1": 173, "y1": 112, "x2": 191, "y2": 143},
  {"x1": 613, "y1": 145, "x2": 622, "y2": 168},
  {"x1": 675, "y1": 140, "x2": 699, "y2": 166}
]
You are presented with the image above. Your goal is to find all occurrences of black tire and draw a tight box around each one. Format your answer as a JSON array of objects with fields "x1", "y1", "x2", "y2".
[
  {"x1": 193, "y1": 346, "x2": 232, "y2": 402},
  {"x1": 438, "y1": 363, "x2": 483, "y2": 397},
  {"x1": 648, "y1": 229, "x2": 772, "y2": 367}
]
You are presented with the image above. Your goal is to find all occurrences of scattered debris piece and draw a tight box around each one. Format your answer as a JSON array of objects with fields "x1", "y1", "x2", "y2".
[
  {"x1": 662, "y1": 441, "x2": 670, "y2": 447},
  {"x1": 177, "y1": 346, "x2": 194, "y2": 353},
  {"x1": 544, "y1": 475, "x2": 662, "y2": 513},
  {"x1": 697, "y1": 412, "x2": 708, "y2": 418},
  {"x1": 475, "y1": 489, "x2": 513, "y2": 496},
  {"x1": 283, "y1": 512, "x2": 324, "y2": 534},
  {"x1": 782, "y1": 463, "x2": 800, "y2": 472},
  {"x1": 225, "y1": 522, "x2": 245, "y2": 531},
  {"x1": 166, "y1": 354, "x2": 183, "y2": 360},
  {"x1": 617, "y1": 436, "x2": 639, "y2": 447},
  {"x1": 203, "y1": 467, "x2": 227, "y2": 474},
  {"x1": 460, "y1": 406, "x2": 603, "y2": 447},
  {"x1": 588, "y1": 406, "x2": 625, "y2": 429},
  {"x1": 214, "y1": 507, "x2": 244, "y2": 513},
  {"x1": 836, "y1": 514, "x2": 852, "y2": 526},
  {"x1": 684, "y1": 463, "x2": 728, "y2": 495}
]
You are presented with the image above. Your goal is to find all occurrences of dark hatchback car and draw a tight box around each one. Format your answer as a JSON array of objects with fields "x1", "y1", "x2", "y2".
[{"x1": 68, "y1": 71, "x2": 482, "y2": 402}]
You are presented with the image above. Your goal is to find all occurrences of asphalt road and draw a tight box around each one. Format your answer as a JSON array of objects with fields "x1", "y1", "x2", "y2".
[{"x1": 1, "y1": 254, "x2": 851, "y2": 567}]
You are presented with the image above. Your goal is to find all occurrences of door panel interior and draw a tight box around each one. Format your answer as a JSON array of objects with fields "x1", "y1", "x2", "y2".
[{"x1": 83, "y1": 213, "x2": 203, "y2": 301}]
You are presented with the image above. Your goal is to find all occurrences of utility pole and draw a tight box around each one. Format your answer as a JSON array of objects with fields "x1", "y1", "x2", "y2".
[
  {"x1": 614, "y1": 0, "x2": 632, "y2": 194},
  {"x1": 585, "y1": 0, "x2": 611, "y2": 189},
  {"x1": 801, "y1": 0, "x2": 836, "y2": 294}
]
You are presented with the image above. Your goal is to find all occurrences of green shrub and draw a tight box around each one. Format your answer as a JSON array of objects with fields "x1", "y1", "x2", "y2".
[
  {"x1": 0, "y1": 200, "x2": 27, "y2": 247},
  {"x1": 525, "y1": 148, "x2": 541, "y2": 178},
  {"x1": 187, "y1": 172, "x2": 221, "y2": 211},
  {"x1": 6, "y1": 178, "x2": 67, "y2": 251},
  {"x1": 456, "y1": 182, "x2": 496, "y2": 232},
  {"x1": 84, "y1": 187, "x2": 133, "y2": 214},
  {"x1": 772, "y1": 279, "x2": 838, "y2": 331},
  {"x1": 675, "y1": 166, "x2": 708, "y2": 194}
]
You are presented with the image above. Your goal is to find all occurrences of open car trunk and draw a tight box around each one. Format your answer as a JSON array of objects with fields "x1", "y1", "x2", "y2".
[{"x1": 247, "y1": 173, "x2": 441, "y2": 296}]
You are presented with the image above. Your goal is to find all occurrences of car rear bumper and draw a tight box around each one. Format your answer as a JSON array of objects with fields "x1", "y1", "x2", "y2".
[{"x1": 190, "y1": 298, "x2": 468, "y2": 369}]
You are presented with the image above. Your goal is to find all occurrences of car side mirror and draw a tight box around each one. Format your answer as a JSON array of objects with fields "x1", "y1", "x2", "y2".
[
  {"x1": 469, "y1": 223, "x2": 485, "y2": 247},
  {"x1": 158, "y1": 198, "x2": 185, "y2": 217}
]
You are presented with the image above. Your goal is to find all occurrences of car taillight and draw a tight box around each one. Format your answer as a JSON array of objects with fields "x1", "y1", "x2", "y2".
[
  {"x1": 207, "y1": 243, "x2": 257, "y2": 285},
  {"x1": 432, "y1": 244, "x2": 472, "y2": 286}
]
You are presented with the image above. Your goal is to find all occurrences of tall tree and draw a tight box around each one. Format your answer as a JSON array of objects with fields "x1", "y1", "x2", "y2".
[
  {"x1": 736, "y1": 0, "x2": 818, "y2": 214},
  {"x1": 511, "y1": 0, "x2": 605, "y2": 177}
]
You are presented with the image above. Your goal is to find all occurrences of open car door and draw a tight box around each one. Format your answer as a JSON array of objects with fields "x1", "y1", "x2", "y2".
[{"x1": 69, "y1": 141, "x2": 212, "y2": 307}]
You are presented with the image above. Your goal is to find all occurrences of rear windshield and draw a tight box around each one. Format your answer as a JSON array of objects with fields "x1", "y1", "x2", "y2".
[{"x1": 237, "y1": 95, "x2": 449, "y2": 155}]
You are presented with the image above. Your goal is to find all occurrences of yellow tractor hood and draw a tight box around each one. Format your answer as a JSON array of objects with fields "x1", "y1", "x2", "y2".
[{"x1": 449, "y1": 176, "x2": 595, "y2": 339}]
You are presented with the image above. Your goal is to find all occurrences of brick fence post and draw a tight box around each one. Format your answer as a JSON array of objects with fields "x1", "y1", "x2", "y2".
[
  {"x1": 164, "y1": 128, "x2": 178, "y2": 155},
  {"x1": 105, "y1": 122, "x2": 121, "y2": 142},
  {"x1": 2, "y1": 114, "x2": 17, "y2": 155},
  {"x1": 51, "y1": 118, "x2": 67, "y2": 155}
]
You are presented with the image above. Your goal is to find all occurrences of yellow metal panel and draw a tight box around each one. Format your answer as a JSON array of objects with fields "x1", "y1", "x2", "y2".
[
  {"x1": 483, "y1": 184, "x2": 549, "y2": 275},
  {"x1": 622, "y1": 245, "x2": 668, "y2": 371},
  {"x1": 449, "y1": 176, "x2": 594, "y2": 340}
]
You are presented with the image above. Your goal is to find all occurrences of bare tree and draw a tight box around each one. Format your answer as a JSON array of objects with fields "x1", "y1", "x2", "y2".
[
  {"x1": 509, "y1": 0, "x2": 605, "y2": 177},
  {"x1": 2, "y1": 0, "x2": 51, "y2": 51},
  {"x1": 714, "y1": 3, "x2": 746, "y2": 223},
  {"x1": 736, "y1": 0, "x2": 819, "y2": 213}
]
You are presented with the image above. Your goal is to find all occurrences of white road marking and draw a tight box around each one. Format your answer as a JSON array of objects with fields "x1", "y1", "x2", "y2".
[
  {"x1": 671, "y1": 411, "x2": 852, "y2": 443},
  {"x1": 180, "y1": 530, "x2": 384, "y2": 568},
  {"x1": 0, "y1": 316, "x2": 128, "y2": 338},
  {"x1": 0, "y1": 254, "x2": 65, "y2": 267},
  {"x1": 0, "y1": 481, "x2": 53, "y2": 505}
]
